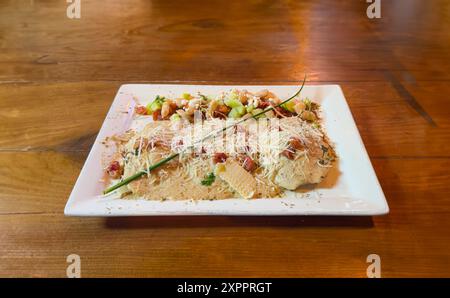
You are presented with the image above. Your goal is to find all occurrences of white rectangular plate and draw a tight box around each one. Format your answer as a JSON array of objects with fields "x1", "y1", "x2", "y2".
[{"x1": 64, "y1": 84, "x2": 388, "y2": 216}]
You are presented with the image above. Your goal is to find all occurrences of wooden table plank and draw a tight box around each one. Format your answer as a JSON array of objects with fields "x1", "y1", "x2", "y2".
[
  {"x1": 1, "y1": 1, "x2": 449, "y2": 83},
  {"x1": 0, "y1": 82, "x2": 118, "y2": 150},
  {"x1": 1, "y1": 211, "x2": 449, "y2": 277},
  {"x1": 0, "y1": 151, "x2": 86, "y2": 214},
  {"x1": 1, "y1": 82, "x2": 448, "y2": 156}
]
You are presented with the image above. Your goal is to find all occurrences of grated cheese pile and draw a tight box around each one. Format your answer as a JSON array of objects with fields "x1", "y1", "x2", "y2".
[{"x1": 116, "y1": 117, "x2": 327, "y2": 185}]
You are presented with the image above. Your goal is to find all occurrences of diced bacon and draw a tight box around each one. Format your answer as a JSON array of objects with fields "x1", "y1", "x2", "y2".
[
  {"x1": 289, "y1": 137, "x2": 304, "y2": 150},
  {"x1": 106, "y1": 161, "x2": 123, "y2": 178},
  {"x1": 152, "y1": 110, "x2": 162, "y2": 121},
  {"x1": 213, "y1": 105, "x2": 231, "y2": 119},
  {"x1": 242, "y1": 156, "x2": 257, "y2": 172},
  {"x1": 212, "y1": 152, "x2": 228, "y2": 164},
  {"x1": 258, "y1": 100, "x2": 270, "y2": 109},
  {"x1": 281, "y1": 147, "x2": 296, "y2": 160},
  {"x1": 213, "y1": 110, "x2": 227, "y2": 119},
  {"x1": 169, "y1": 102, "x2": 178, "y2": 110},
  {"x1": 135, "y1": 106, "x2": 148, "y2": 115}
]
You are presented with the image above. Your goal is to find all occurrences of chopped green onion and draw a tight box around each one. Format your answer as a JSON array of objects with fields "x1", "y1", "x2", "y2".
[
  {"x1": 224, "y1": 97, "x2": 242, "y2": 109},
  {"x1": 170, "y1": 114, "x2": 181, "y2": 122},
  {"x1": 228, "y1": 108, "x2": 243, "y2": 119},
  {"x1": 235, "y1": 105, "x2": 246, "y2": 115},
  {"x1": 146, "y1": 95, "x2": 165, "y2": 113},
  {"x1": 281, "y1": 100, "x2": 296, "y2": 112},
  {"x1": 246, "y1": 104, "x2": 255, "y2": 113}
]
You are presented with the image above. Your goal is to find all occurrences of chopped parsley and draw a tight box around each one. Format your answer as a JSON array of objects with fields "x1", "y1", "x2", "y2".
[{"x1": 201, "y1": 172, "x2": 216, "y2": 186}]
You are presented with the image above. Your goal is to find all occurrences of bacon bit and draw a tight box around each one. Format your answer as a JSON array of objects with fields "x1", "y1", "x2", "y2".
[
  {"x1": 151, "y1": 139, "x2": 167, "y2": 149},
  {"x1": 242, "y1": 156, "x2": 257, "y2": 172},
  {"x1": 106, "y1": 161, "x2": 123, "y2": 179},
  {"x1": 281, "y1": 147, "x2": 296, "y2": 160},
  {"x1": 212, "y1": 152, "x2": 228, "y2": 164},
  {"x1": 289, "y1": 137, "x2": 304, "y2": 150},
  {"x1": 283, "y1": 137, "x2": 304, "y2": 158},
  {"x1": 213, "y1": 110, "x2": 227, "y2": 119},
  {"x1": 218, "y1": 105, "x2": 231, "y2": 114},
  {"x1": 258, "y1": 100, "x2": 270, "y2": 109},
  {"x1": 135, "y1": 106, "x2": 148, "y2": 115},
  {"x1": 152, "y1": 110, "x2": 162, "y2": 121},
  {"x1": 108, "y1": 161, "x2": 120, "y2": 171},
  {"x1": 169, "y1": 102, "x2": 178, "y2": 110},
  {"x1": 213, "y1": 105, "x2": 231, "y2": 119}
]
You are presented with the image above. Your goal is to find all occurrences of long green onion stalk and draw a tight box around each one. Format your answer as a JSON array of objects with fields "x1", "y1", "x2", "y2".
[{"x1": 103, "y1": 75, "x2": 307, "y2": 194}]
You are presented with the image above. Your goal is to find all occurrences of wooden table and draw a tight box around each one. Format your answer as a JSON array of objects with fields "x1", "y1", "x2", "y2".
[{"x1": 1, "y1": 0, "x2": 449, "y2": 277}]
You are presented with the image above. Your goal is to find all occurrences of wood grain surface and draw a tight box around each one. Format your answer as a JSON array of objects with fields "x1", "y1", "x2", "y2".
[{"x1": 1, "y1": 0, "x2": 449, "y2": 277}]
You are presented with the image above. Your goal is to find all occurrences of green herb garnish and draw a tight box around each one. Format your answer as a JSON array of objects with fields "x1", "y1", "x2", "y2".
[
  {"x1": 303, "y1": 98, "x2": 312, "y2": 111},
  {"x1": 201, "y1": 172, "x2": 216, "y2": 186}
]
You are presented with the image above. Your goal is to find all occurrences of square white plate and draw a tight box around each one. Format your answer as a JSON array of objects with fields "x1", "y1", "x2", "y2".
[{"x1": 64, "y1": 84, "x2": 388, "y2": 216}]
